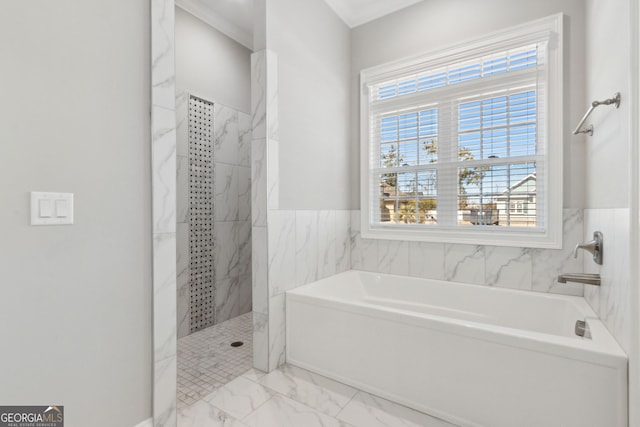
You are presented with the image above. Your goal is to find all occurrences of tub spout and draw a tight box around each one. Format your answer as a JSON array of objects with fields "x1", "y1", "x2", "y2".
[{"x1": 557, "y1": 273, "x2": 601, "y2": 286}]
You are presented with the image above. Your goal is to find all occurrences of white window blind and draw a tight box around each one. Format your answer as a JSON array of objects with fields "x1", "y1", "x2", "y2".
[{"x1": 360, "y1": 14, "x2": 563, "y2": 248}]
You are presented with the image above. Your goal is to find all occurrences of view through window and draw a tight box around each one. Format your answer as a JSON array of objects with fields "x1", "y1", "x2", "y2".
[{"x1": 371, "y1": 46, "x2": 541, "y2": 229}]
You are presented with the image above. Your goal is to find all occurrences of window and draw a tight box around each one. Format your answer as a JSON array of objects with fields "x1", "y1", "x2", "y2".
[{"x1": 360, "y1": 14, "x2": 563, "y2": 248}]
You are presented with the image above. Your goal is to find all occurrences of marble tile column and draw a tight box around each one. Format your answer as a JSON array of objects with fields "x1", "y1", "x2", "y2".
[
  {"x1": 152, "y1": 0, "x2": 177, "y2": 426},
  {"x1": 251, "y1": 49, "x2": 280, "y2": 372}
]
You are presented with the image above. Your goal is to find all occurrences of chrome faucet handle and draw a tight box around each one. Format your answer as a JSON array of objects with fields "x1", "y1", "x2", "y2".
[
  {"x1": 573, "y1": 241, "x2": 596, "y2": 258},
  {"x1": 573, "y1": 231, "x2": 603, "y2": 265}
]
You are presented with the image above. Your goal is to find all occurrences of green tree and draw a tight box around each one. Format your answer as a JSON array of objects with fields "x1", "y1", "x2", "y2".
[
  {"x1": 381, "y1": 145, "x2": 402, "y2": 188},
  {"x1": 421, "y1": 139, "x2": 486, "y2": 208}
]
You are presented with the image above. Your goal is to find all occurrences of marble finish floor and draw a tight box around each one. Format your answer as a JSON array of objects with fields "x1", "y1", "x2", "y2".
[
  {"x1": 178, "y1": 363, "x2": 459, "y2": 427},
  {"x1": 177, "y1": 312, "x2": 253, "y2": 407}
]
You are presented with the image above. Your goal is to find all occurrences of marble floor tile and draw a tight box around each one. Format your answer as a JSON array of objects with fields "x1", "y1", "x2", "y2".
[
  {"x1": 204, "y1": 376, "x2": 275, "y2": 420},
  {"x1": 178, "y1": 399, "x2": 247, "y2": 427},
  {"x1": 241, "y1": 368, "x2": 266, "y2": 382},
  {"x1": 242, "y1": 394, "x2": 352, "y2": 427},
  {"x1": 258, "y1": 364, "x2": 358, "y2": 416},
  {"x1": 337, "y1": 392, "x2": 457, "y2": 427}
]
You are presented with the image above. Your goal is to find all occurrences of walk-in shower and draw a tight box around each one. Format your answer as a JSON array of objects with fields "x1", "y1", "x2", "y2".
[{"x1": 175, "y1": 91, "x2": 253, "y2": 407}]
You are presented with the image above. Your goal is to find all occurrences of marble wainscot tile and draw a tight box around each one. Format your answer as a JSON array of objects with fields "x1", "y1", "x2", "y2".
[
  {"x1": 214, "y1": 104, "x2": 239, "y2": 165},
  {"x1": 582, "y1": 209, "x2": 601, "y2": 313},
  {"x1": 238, "y1": 112, "x2": 252, "y2": 167},
  {"x1": 154, "y1": 232, "x2": 177, "y2": 361},
  {"x1": 609, "y1": 208, "x2": 631, "y2": 352},
  {"x1": 252, "y1": 311, "x2": 269, "y2": 372},
  {"x1": 335, "y1": 210, "x2": 351, "y2": 273},
  {"x1": 251, "y1": 139, "x2": 267, "y2": 227},
  {"x1": 176, "y1": 154, "x2": 189, "y2": 224},
  {"x1": 295, "y1": 210, "x2": 319, "y2": 286},
  {"x1": 251, "y1": 226, "x2": 268, "y2": 315},
  {"x1": 583, "y1": 208, "x2": 631, "y2": 352},
  {"x1": 238, "y1": 220, "x2": 252, "y2": 277},
  {"x1": 151, "y1": 0, "x2": 175, "y2": 110},
  {"x1": 408, "y1": 242, "x2": 444, "y2": 280},
  {"x1": 243, "y1": 395, "x2": 348, "y2": 427},
  {"x1": 205, "y1": 376, "x2": 274, "y2": 420},
  {"x1": 177, "y1": 223, "x2": 190, "y2": 339},
  {"x1": 175, "y1": 89, "x2": 189, "y2": 157},
  {"x1": 532, "y1": 208, "x2": 583, "y2": 296},
  {"x1": 215, "y1": 221, "x2": 240, "y2": 281},
  {"x1": 238, "y1": 166, "x2": 252, "y2": 222},
  {"x1": 378, "y1": 240, "x2": 409, "y2": 276},
  {"x1": 178, "y1": 400, "x2": 247, "y2": 427},
  {"x1": 444, "y1": 244, "x2": 485, "y2": 285},
  {"x1": 258, "y1": 364, "x2": 357, "y2": 417},
  {"x1": 317, "y1": 211, "x2": 337, "y2": 280},
  {"x1": 268, "y1": 210, "x2": 296, "y2": 296},
  {"x1": 215, "y1": 163, "x2": 240, "y2": 222},
  {"x1": 152, "y1": 105, "x2": 177, "y2": 234},
  {"x1": 350, "y1": 211, "x2": 378, "y2": 272},
  {"x1": 485, "y1": 246, "x2": 532, "y2": 290},
  {"x1": 267, "y1": 139, "x2": 279, "y2": 210},
  {"x1": 268, "y1": 294, "x2": 286, "y2": 371},
  {"x1": 337, "y1": 391, "x2": 456, "y2": 427},
  {"x1": 154, "y1": 355, "x2": 177, "y2": 427}
]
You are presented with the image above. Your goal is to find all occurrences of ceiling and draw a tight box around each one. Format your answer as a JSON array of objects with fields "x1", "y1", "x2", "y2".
[
  {"x1": 176, "y1": 0, "x2": 423, "y2": 50},
  {"x1": 323, "y1": 0, "x2": 423, "y2": 28},
  {"x1": 176, "y1": 0, "x2": 254, "y2": 49}
]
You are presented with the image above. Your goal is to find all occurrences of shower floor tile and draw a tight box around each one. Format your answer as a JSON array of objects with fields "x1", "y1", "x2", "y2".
[{"x1": 177, "y1": 312, "x2": 253, "y2": 408}]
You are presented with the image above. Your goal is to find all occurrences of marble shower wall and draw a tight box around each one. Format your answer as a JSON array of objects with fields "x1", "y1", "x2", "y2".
[
  {"x1": 350, "y1": 209, "x2": 585, "y2": 297},
  {"x1": 152, "y1": 0, "x2": 177, "y2": 425},
  {"x1": 177, "y1": 89, "x2": 252, "y2": 339},
  {"x1": 265, "y1": 209, "x2": 352, "y2": 370},
  {"x1": 583, "y1": 208, "x2": 631, "y2": 353},
  {"x1": 251, "y1": 50, "x2": 278, "y2": 372}
]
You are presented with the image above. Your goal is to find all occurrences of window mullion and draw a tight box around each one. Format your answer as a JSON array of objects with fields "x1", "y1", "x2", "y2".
[{"x1": 437, "y1": 100, "x2": 458, "y2": 226}]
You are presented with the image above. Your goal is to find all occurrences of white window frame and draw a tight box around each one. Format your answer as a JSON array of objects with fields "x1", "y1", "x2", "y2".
[{"x1": 360, "y1": 14, "x2": 563, "y2": 249}]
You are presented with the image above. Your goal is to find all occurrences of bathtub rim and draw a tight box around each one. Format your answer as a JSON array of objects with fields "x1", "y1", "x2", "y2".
[{"x1": 286, "y1": 270, "x2": 627, "y2": 369}]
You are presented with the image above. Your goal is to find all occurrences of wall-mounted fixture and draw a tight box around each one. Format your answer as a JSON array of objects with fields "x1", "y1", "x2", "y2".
[
  {"x1": 557, "y1": 231, "x2": 603, "y2": 286},
  {"x1": 574, "y1": 231, "x2": 603, "y2": 265},
  {"x1": 573, "y1": 93, "x2": 620, "y2": 136},
  {"x1": 557, "y1": 273, "x2": 601, "y2": 286}
]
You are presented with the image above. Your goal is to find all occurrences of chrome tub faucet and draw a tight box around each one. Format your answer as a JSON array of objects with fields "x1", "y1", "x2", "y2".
[{"x1": 557, "y1": 273, "x2": 601, "y2": 286}]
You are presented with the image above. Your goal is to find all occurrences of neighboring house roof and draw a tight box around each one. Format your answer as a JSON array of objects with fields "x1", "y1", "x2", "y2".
[{"x1": 495, "y1": 173, "x2": 536, "y2": 199}]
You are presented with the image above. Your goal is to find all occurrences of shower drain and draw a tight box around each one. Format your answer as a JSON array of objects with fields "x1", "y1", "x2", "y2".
[{"x1": 230, "y1": 341, "x2": 244, "y2": 348}]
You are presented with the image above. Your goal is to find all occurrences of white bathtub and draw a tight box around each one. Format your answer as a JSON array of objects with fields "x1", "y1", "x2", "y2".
[{"x1": 285, "y1": 270, "x2": 627, "y2": 427}]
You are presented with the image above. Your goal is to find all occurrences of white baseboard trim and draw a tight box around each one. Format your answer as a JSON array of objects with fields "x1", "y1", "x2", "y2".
[{"x1": 132, "y1": 418, "x2": 153, "y2": 427}]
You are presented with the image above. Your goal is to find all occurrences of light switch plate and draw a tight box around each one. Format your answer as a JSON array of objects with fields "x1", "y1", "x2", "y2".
[{"x1": 31, "y1": 192, "x2": 74, "y2": 225}]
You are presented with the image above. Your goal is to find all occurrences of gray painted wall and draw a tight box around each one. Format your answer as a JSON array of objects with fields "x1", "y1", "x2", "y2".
[
  {"x1": 350, "y1": 0, "x2": 587, "y2": 209},
  {"x1": 0, "y1": 2, "x2": 152, "y2": 427},
  {"x1": 266, "y1": 0, "x2": 352, "y2": 210},
  {"x1": 584, "y1": 0, "x2": 630, "y2": 208},
  {"x1": 176, "y1": 7, "x2": 252, "y2": 114}
]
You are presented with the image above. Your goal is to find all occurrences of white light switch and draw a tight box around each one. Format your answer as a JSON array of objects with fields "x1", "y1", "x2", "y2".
[
  {"x1": 55, "y1": 199, "x2": 69, "y2": 218},
  {"x1": 31, "y1": 192, "x2": 74, "y2": 225},
  {"x1": 39, "y1": 200, "x2": 53, "y2": 218}
]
